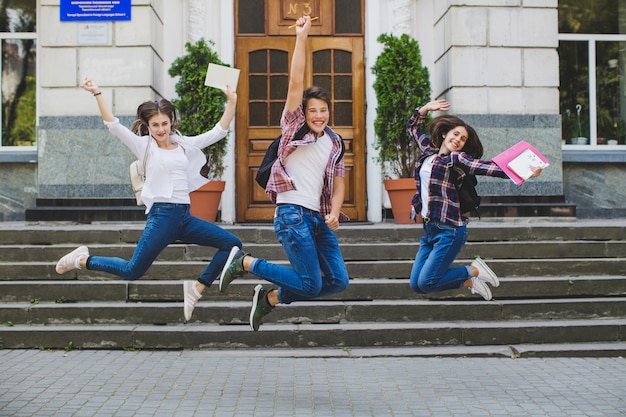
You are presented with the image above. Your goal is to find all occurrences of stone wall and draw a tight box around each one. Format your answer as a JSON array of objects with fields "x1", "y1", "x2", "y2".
[
  {"x1": 37, "y1": 0, "x2": 162, "y2": 200},
  {"x1": 564, "y1": 163, "x2": 626, "y2": 218},
  {"x1": 430, "y1": 0, "x2": 561, "y2": 196},
  {"x1": 0, "y1": 161, "x2": 36, "y2": 221},
  {"x1": 461, "y1": 113, "x2": 563, "y2": 196},
  {"x1": 37, "y1": 116, "x2": 136, "y2": 199}
]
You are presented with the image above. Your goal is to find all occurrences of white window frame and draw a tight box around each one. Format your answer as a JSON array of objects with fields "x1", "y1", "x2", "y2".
[
  {"x1": 0, "y1": 31, "x2": 37, "y2": 151},
  {"x1": 559, "y1": 33, "x2": 626, "y2": 149}
]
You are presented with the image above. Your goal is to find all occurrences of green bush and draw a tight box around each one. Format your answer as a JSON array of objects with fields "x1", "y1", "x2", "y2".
[
  {"x1": 168, "y1": 39, "x2": 230, "y2": 179},
  {"x1": 371, "y1": 33, "x2": 431, "y2": 178}
]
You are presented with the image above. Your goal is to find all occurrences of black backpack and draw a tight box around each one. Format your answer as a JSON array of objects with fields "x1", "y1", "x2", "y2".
[
  {"x1": 451, "y1": 168, "x2": 481, "y2": 216},
  {"x1": 255, "y1": 125, "x2": 345, "y2": 189}
]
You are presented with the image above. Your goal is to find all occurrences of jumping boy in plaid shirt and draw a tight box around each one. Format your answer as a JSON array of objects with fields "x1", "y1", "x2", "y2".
[{"x1": 219, "y1": 16, "x2": 349, "y2": 330}]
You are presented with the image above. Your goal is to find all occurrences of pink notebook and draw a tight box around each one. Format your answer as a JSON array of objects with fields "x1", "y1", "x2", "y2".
[{"x1": 492, "y1": 141, "x2": 549, "y2": 185}]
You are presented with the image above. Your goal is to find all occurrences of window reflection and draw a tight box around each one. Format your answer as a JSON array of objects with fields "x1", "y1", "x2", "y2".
[
  {"x1": 0, "y1": 1, "x2": 36, "y2": 147},
  {"x1": 312, "y1": 49, "x2": 354, "y2": 128},
  {"x1": 0, "y1": 1, "x2": 36, "y2": 33},
  {"x1": 559, "y1": 0, "x2": 626, "y2": 146},
  {"x1": 596, "y1": 41, "x2": 626, "y2": 144},
  {"x1": 248, "y1": 49, "x2": 288, "y2": 127},
  {"x1": 559, "y1": 41, "x2": 589, "y2": 144}
]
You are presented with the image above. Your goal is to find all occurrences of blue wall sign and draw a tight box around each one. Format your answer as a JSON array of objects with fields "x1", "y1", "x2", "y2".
[{"x1": 61, "y1": 0, "x2": 131, "y2": 22}]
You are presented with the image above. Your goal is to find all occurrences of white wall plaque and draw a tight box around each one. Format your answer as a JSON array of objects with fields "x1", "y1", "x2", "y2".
[{"x1": 77, "y1": 23, "x2": 110, "y2": 46}]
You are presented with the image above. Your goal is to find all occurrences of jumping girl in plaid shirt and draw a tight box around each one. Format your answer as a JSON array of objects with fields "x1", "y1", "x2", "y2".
[{"x1": 407, "y1": 99, "x2": 542, "y2": 300}]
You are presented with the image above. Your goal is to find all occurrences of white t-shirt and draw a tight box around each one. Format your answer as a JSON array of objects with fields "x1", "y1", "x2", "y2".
[
  {"x1": 420, "y1": 154, "x2": 436, "y2": 218},
  {"x1": 276, "y1": 132, "x2": 333, "y2": 212},
  {"x1": 156, "y1": 145, "x2": 190, "y2": 204}
]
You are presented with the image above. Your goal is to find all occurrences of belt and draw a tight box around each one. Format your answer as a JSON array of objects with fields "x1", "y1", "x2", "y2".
[{"x1": 276, "y1": 203, "x2": 320, "y2": 215}]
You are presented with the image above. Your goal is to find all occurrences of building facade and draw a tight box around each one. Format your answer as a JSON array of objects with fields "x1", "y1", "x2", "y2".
[{"x1": 0, "y1": 0, "x2": 624, "y2": 222}]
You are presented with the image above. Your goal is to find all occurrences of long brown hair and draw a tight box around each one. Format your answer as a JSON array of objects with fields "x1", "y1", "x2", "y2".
[
  {"x1": 427, "y1": 114, "x2": 484, "y2": 158},
  {"x1": 130, "y1": 99, "x2": 181, "y2": 136}
]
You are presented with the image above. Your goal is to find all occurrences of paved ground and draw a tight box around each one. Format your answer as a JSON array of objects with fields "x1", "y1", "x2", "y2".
[{"x1": 1, "y1": 349, "x2": 625, "y2": 417}]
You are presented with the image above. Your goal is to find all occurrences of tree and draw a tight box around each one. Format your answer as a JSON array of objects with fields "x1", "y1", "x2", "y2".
[
  {"x1": 371, "y1": 33, "x2": 431, "y2": 178},
  {"x1": 168, "y1": 39, "x2": 230, "y2": 178}
]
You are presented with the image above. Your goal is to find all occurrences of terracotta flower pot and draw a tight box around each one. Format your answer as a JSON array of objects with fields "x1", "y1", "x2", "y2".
[
  {"x1": 384, "y1": 178, "x2": 417, "y2": 224},
  {"x1": 189, "y1": 180, "x2": 225, "y2": 222}
]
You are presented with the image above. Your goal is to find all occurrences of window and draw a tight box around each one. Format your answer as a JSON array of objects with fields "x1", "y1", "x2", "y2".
[
  {"x1": 0, "y1": 1, "x2": 36, "y2": 148},
  {"x1": 559, "y1": 0, "x2": 626, "y2": 146}
]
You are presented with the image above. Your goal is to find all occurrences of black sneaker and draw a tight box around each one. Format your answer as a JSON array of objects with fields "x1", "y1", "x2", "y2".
[
  {"x1": 249, "y1": 284, "x2": 274, "y2": 331},
  {"x1": 219, "y1": 246, "x2": 248, "y2": 293}
]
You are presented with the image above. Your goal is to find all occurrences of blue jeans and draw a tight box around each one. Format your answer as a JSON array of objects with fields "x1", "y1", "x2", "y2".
[
  {"x1": 409, "y1": 221, "x2": 471, "y2": 294},
  {"x1": 86, "y1": 203, "x2": 242, "y2": 285},
  {"x1": 250, "y1": 204, "x2": 349, "y2": 304}
]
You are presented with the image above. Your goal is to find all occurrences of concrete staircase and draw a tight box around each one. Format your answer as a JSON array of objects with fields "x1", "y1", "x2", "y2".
[
  {"x1": 1, "y1": 219, "x2": 625, "y2": 356},
  {"x1": 26, "y1": 196, "x2": 576, "y2": 223}
]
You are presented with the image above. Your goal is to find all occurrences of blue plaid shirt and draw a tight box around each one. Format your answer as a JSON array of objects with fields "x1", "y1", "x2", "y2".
[{"x1": 407, "y1": 108, "x2": 508, "y2": 227}]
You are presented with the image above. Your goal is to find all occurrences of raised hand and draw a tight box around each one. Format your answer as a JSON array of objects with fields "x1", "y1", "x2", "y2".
[
  {"x1": 222, "y1": 84, "x2": 237, "y2": 105},
  {"x1": 83, "y1": 77, "x2": 100, "y2": 95},
  {"x1": 424, "y1": 99, "x2": 450, "y2": 113},
  {"x1": 295, "y1": 15, "x2": 312, "y2": 36}
]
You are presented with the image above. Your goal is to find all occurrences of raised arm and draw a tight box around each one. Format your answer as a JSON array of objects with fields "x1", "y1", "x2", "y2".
[
  {"x1": 285, "y1": 16, "x2": 312, "y2": 112},
  {"x1": 83, "y1": 77, "x2": 115, "y2": 122},
  {"x1": 218, "y1": 85, "x2": 237, "y2": 131}
]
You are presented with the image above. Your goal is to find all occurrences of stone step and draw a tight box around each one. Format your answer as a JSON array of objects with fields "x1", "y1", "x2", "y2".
[
  {"x1": 1, "y1": 318, "x2": 624, "y2": 350},
  {"x1": 1, "y1": 277, "x2": 624, "y2": 303},
  {"x1": 1, "y1": 257, "x2": 625, "y2": 280},
  {"x1": 1, "y1": 240, "x2": 626, "y2": 262},
  {"x1": 25, "y1": 206, "x2": 148, "y2": 223},
  {"x1": 1, "y1": 219, "x2": 624, "y2": 354},
  {"x1": 24, "y1": 196, "x2": 576, "y2": 223},
  {"x1": 2, "y1": 297, "x2": 626, "y2": 326},
  {"x1": 1, "y1": 220, "x2": 625, "y2": 245}
]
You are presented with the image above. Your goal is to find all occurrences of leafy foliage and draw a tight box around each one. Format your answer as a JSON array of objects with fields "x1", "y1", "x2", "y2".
[
  {"x1": 558, "y1": 0, "x2": 620, "y2": 34},
  {"x1": 371, "y1": 33, "x2": 431, "y2": 178},
  {"x1": 168, "y1": 39, "x2": 229, "y2": 178},
  {"x1": 8, "y1": 75, "x2": 36, "y2": 146}
]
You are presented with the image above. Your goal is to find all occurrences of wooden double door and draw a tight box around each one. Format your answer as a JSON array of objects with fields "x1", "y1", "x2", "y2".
[{"x1": 234, "y1": 36, "x2": 366, "y2": 222}]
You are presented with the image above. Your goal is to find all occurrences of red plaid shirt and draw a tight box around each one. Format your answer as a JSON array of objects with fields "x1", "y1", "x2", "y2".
[
  {"x1": 265, "y1": 105, "x2": 346, "y2": 219},
  {"x1": 407, "y1": 108, "x2": 508, "y2": 227}
]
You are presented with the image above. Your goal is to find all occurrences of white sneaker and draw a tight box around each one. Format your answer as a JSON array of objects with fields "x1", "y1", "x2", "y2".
[
  {"x1": 183, "y1": 280, "x2": 202, "y2": 322},
  {"x1": 469, "y1": 277, "x2": 492, "y2": 301},
  {"x1": 55, "y1": 246, "x2": 89, "y2": 274},
  {"x1": 219, "y1": 246, "x2": 244, "y2": 293},
  {"x1": 471, "y1": 257, "x2": 500, "y2": 287}
]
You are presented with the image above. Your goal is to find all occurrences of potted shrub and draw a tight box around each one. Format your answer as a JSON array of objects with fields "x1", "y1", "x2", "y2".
[
  {"x1": 168, "y1": 38, "x2": 231, "y2": 222},
  {"x1": 371, "y1": 33, "x2": 431, "y2": 223},
  {"x1": 562, "y1": 105, "x2": 588, "y2": 145}
]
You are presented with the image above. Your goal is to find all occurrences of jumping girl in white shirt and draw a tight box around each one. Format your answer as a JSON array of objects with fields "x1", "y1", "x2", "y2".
[{"x1": 55, "y1": 77, "x2": 241, "y2": 322}]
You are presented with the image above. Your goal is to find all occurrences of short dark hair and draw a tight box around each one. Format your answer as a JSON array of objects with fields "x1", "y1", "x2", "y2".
[
  {"x1": 302, "y1": 86, "x2": 331, "y2": 110},
  {"x1": 131, "y1": 99, "x2": 180, "y2": 136},
  {"x1": 427, "y1": 114, "x2": 484, "y2": 158}
]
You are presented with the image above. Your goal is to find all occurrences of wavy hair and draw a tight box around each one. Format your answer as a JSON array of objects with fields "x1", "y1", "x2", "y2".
[
  {"x1": 130, "y1": 99, "x2": 181, "y2": 136},
  {"x1": 427, "y1": 114, "x2": 484, "y2": 158}
]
